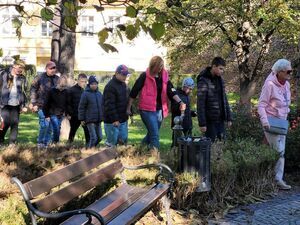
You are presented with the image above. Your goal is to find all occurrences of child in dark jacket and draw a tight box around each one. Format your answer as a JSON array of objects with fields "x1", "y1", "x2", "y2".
[
  {"x1": 78, "y1": 76, "x2": 103, "y2": 148},
  {"x1": 43, "y1": 75, "x2": 68, "y2": 144},
  {"x1": 171, "y1": 77, "x2": 197, "y2": 146}
]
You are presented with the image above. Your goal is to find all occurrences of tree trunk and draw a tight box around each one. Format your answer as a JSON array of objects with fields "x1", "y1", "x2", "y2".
[{"x1": 51, "y1": 0, "x2": 76, "y2": 78}]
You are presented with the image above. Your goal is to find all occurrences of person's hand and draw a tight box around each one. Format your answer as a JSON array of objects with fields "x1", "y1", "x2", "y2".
[
  {"x1": 81, "y1": 121, "x2": 85, "y2": 126},
  {"x1": 126, "y1": 108, "x2": 132, "y2": 116},
  {"x1": 227, "y1": 121, "x2": 232, "y2": 127},
  {"x1": 179, "y1": 102, "x2": 186, "y2": 111},
  {"x1": 21, "y1": 107, "x2": 28, "y2": 113},
  {"x1": 45, "y1": 117, "x2": 50, "y2": 122},
  {"x1": 113, "y1": 121, "x2": 120, "y2": 127},
  {"x1": 29, "y1": 103, "x2": 38, "y2": 112},
  {"x1": 200, "y1": 126, "x2": 207, "y2": 133}
]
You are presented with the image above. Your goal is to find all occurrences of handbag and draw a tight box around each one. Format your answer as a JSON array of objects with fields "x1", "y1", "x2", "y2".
[{"x1": 265, "y1": 116, "x2": 289, "y2": 135}]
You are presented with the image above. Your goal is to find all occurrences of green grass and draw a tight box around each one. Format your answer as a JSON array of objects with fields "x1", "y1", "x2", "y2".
[
  {"x1": 15, "y1": 112, "x2": 201, "y2": 151},
  {"x1": 11, "y1": 92, "x2": 247, "y2": 151},
  {"x1": 16, "y1": 112, "x2": 177, "y2": 151}
]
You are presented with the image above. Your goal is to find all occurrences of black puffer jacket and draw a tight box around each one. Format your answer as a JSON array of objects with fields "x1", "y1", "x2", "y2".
[
  {"x1": 103, "y1": 76, "x2": 128, "y2": 123},
  {"x1": 78, "y1": 86, "x2": 103, "y2": 123},
  {"x1": 43, "y1": 87, "x2": 68, "y2": 118},
  {"x1": 197, "y1": 67, "x2": 232, "y2": 126},
  {"x1": 30, "y1": 72, "x2": 59, "y2": 108},
  {"x1": 67, "y1": 84, "x2": 84, "y2": 118}
]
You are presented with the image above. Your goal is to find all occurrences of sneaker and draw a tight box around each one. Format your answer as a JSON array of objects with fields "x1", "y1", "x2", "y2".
[{"x1": 276, "y1": 180, "x2": 291, "y2": 190}]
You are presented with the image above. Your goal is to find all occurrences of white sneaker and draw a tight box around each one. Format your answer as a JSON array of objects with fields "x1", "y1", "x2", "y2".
[{"x1": 276, "y1": 180, "x2": 291, "y2": 190}]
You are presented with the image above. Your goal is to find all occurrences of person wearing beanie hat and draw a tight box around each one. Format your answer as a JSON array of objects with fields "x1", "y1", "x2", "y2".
[
  {"x1": 88, "y1": 75, "x2": 98, "y2": 85},
  {"x1": 0, "y1": 59, "x2": 28, "y2": 145},
  {"x1": 29, "y1": 60, "x2": 59, "y2": 148},
  {"x1": 103, "y1": 65, "x2": 130, "y2": 146},
  {"x1": 78, "y1": 75, "x2": 103, "y2": 148},
  {"x1": 171, "y1": 77, "x2": 197, "y2": 146}
]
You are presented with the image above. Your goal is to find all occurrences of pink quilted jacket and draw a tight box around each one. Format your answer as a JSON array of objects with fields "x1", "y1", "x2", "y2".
[{"x1": 257, "y1": 72, "x2": 291, "y2": 126}]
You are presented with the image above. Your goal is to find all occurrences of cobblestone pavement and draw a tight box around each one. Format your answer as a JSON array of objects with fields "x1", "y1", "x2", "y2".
[{"x1": 209, "y1": 188, "x2": 300, "y2": 225}]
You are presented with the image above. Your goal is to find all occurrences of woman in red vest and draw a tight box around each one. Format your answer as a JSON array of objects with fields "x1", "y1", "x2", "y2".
[{"x1": 127, "y1": 56, "x2": 186, "y2": 151}]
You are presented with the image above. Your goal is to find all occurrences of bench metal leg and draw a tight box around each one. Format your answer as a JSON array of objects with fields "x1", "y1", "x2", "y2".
[
  {"x1": 29, "y1": 210, "x2": 37, "y2": 225},
  {"x1": 120, "y1": 171, "x2": 127, "y2": 184},
  {"x1": 161, "y1": 196, "x2": 172, "y2": 225}
]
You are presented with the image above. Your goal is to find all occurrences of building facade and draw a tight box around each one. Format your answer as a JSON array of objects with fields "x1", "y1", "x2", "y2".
[{"x1": 0, "y1": 1, "x2": 166, "y2": 73}]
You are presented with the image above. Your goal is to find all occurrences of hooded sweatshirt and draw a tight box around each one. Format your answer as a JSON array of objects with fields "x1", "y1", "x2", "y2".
[{"x1": 258, "y1": 72, "x2": 291, "y2": 127}]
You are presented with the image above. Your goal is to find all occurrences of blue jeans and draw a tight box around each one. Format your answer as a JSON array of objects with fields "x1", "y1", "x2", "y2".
[
  {"x1": 86, "y1": 122, "x2": 102, "y2": 148},
  {"x1": 50, "y1": 115, "x2": 63, "y2": 143},
  {"x1": 205, "y1": 122, "x2": 225, "y2": 142},
  {"x1": 140, "y1": 110, "x2": 162, "y2": 149},
  {"x1": 104, "y1": 121, "x2": 128, "y2": 146},
  {"x1": 37, "y1": 109, "x2": 52, "y2": 145}
]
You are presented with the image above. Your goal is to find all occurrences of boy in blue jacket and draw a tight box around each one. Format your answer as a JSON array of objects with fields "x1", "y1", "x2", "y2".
[{"x1": 78, "y1": 76, "x2": 103, "y2": 148}]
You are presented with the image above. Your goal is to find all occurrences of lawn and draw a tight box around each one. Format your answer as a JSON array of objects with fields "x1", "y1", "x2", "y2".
[{"x1": 16, "y1": 112, "x2": 185, "y2": 151}]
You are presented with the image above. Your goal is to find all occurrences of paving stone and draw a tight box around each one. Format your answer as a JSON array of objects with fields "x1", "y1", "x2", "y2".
[{"x1": 209, "y1": 191, "x2": 300, "y2": 225}]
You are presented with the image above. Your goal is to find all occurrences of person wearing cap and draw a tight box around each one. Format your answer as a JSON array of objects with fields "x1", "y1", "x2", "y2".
[
  {"x1": 29, "y1": 61, "x2": 59, "y2": 148},
  {"x1": 127, "y1": 56, "x2": 186, "y2": 153},
  {"x1": 78, "y1": 76, "x2": 103, "y2": 148},
  {"x1": 171, "y1": 77, "x2": 197, "y2": 147},
  {"x1": 258, "y1": 59, "x2": 292, "y2": 190},
  {"x1": 103, "y1": 65, "x2": 130, "y2": 146},
  {"x1": 0, "y1": 60, "x2": 28, "y2": 145},
  {"x1": 197, "y1": 57, "x2": 232, "y2": 142}
]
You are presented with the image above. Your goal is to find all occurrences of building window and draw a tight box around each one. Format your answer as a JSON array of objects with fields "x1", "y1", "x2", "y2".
[
  {"x1": 41, "y1": 21, "x2": 53, "y2": 36},
  {"x1": 0, "y1": 8, "x2": 17, "y2": 36},
  {"x1": 107, "y1": 16, "x2": 121, "y2": 29},
  {"x1": 81, "y1": 16, "x2": 94, "y2": 36}
]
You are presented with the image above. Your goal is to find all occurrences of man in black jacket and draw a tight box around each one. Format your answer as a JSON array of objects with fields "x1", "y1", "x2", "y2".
[
  {"x1": 29, "y1": 61, "x2": 59, "y2": 147},
  {"x1": 67, "y1": 73, "x2": 89, "y2": 144},
  {"x1": 197, "y1": 57, "x2": 232, "y2": 142},
  {"x1": 103, "y1": 65, "x2": 130, "y2": 146}
]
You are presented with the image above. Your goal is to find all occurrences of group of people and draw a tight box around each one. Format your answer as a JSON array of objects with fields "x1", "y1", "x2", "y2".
[{"x1": 0, "y1": 56, "x2": 293, "y2": 190}]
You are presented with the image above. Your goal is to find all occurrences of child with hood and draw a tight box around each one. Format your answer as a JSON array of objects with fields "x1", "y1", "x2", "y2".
[{"x1": 78, "y1": 76, "x2": 103, "y2": 148}]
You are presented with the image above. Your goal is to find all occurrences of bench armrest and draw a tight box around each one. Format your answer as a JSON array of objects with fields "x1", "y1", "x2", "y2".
[
  {"x1": 11, "y1": 177, "x2": 106, "y2": 225},
  {"x1": 123, "y1": 163, "x2": 175, "y2": 196}
]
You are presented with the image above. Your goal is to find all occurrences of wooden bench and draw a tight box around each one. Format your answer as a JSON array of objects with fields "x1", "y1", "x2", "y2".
[{"x1": 12, "y1": 148, "x2": 174, "y2": 225}]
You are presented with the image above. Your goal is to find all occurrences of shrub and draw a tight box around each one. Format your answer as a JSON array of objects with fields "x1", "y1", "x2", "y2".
[
  {"x1": 228, "y1": 104, "x2": 264, "y2": 143},
  {"x1": 285, "y1": 119, "x2": 300, "y2": 172},
  {"x1": 172, "y1": 138, "x2": 277, "y2": 216}
]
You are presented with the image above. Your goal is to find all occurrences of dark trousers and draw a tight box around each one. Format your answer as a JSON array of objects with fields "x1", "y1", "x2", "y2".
[
  {"x1": 86, "y1": 122, "x2": 102, "y2": 148},
  {"x1": 0, "y1": 105, "x2": 20, "y2": 144},
  {"x1": 205, "y1": 122, "x2": 225, "y2": 142},
  {"x1": 68, "y1": 117, "x2": 90, "y2": 145}
]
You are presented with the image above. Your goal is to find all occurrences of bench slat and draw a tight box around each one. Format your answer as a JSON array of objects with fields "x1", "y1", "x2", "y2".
[
  {"x1": 34, "y1": 160, "x2": 123, "y2": 212},
  {"x1": 24, "y1": 148, "x2": 118, "y2": 199},
  {"x1": 60, "y1": 184, "x2": 146, "y2": 225},
  {"x1": 107, "y1": 183, "x2": 169, "y2": 225},
  {"x1": 60, "y1": 184, "x2": 169, "y2": 225}
]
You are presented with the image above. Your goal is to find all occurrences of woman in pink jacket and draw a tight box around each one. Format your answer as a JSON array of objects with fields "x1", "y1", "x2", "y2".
[
  {"x1": 258, "y1": 59, "x2": 292, "y2": 190},
  {"x1": 127, "y1": 56, "x2": 186, "y2": 152}
]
